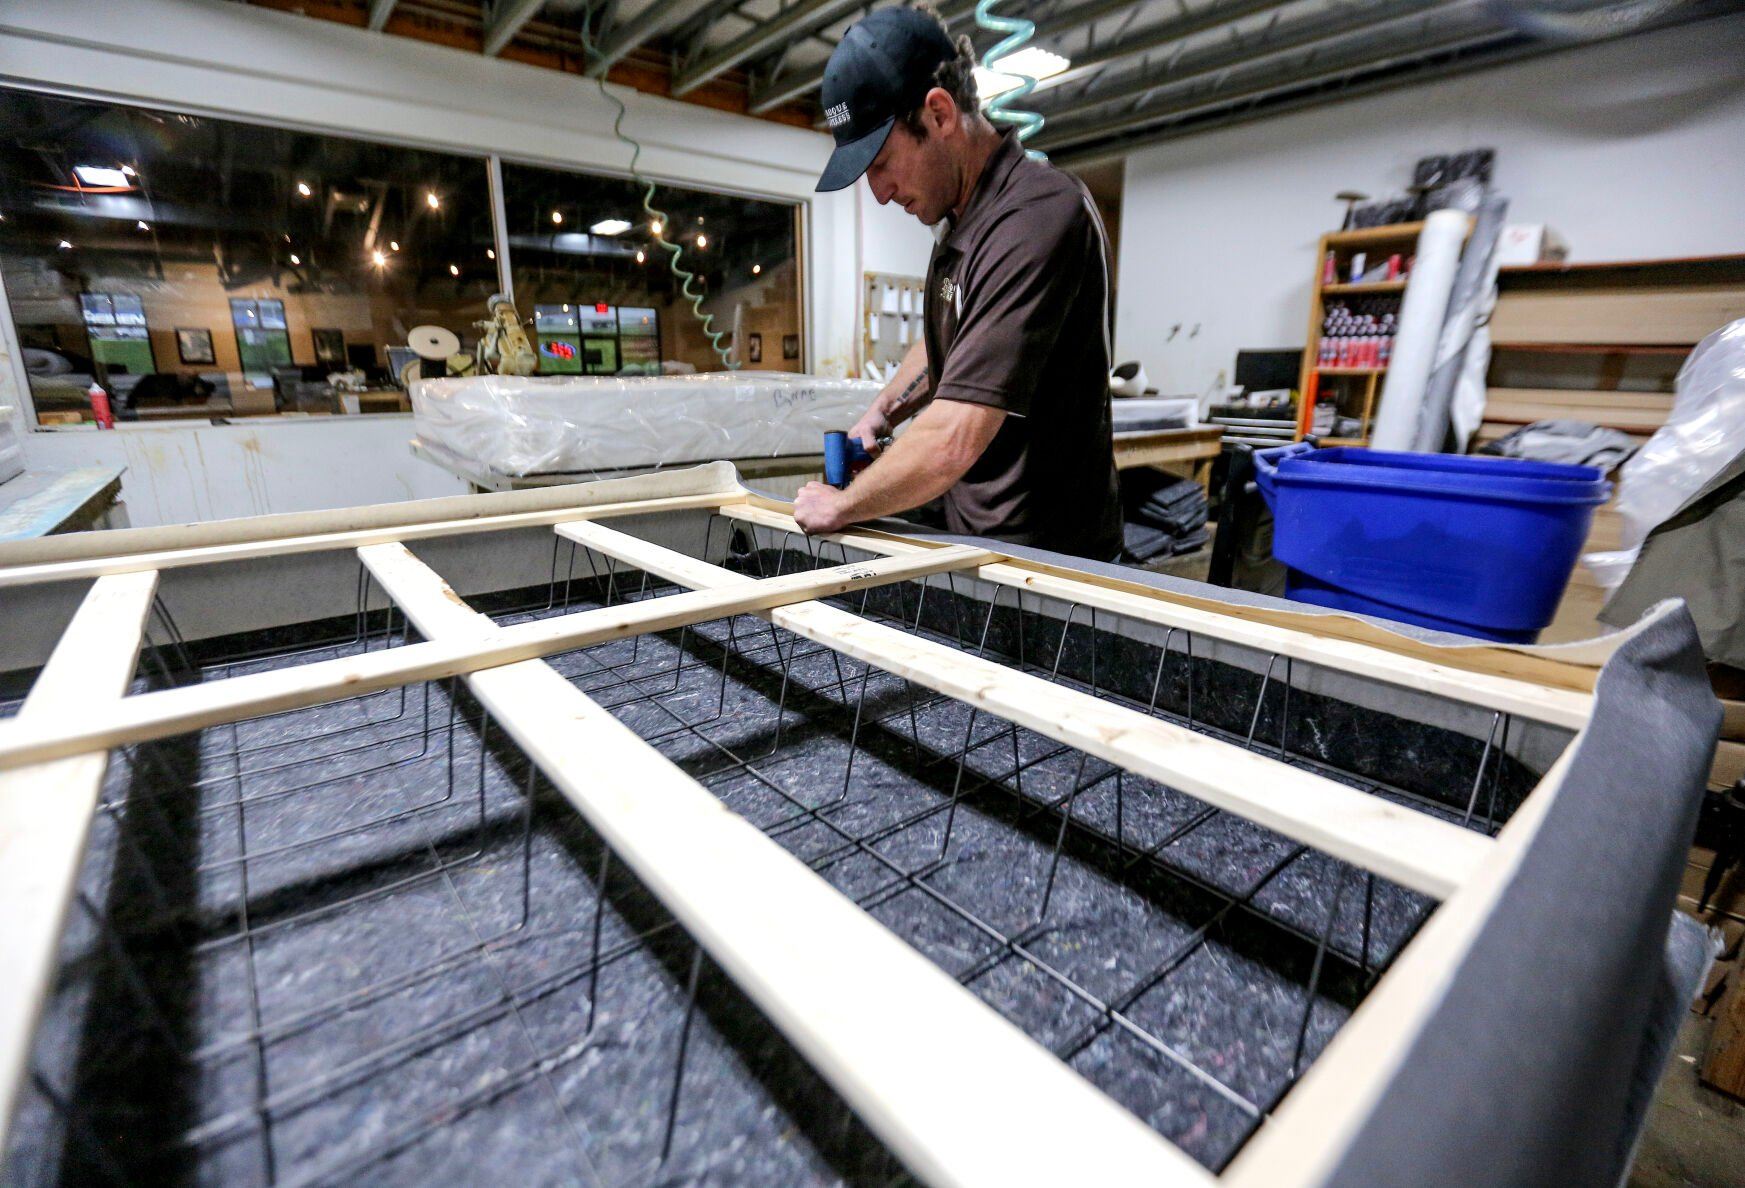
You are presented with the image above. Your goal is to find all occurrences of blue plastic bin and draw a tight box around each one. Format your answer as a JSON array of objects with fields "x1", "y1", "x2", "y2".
[{"x1": 1252, "y1": 443, "x2": 1610, "y2": 643}]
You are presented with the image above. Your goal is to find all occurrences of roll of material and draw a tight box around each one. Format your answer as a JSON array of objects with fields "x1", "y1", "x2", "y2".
[
  {"x1": 1371, "y1": 209, "x2": 1466, "y2": 451},
  {"x1": 1412, "y1": 193, "x2": 1508, "y2": 452}
]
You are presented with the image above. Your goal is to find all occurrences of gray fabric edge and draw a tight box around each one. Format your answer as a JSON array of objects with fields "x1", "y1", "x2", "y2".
[
  {"x1": 1323, "y1": 604, "x2": 1720, "y2": 1187},
  {"x1": 1608, "y1": 912, "x2": 1713, "y2": 1188}
]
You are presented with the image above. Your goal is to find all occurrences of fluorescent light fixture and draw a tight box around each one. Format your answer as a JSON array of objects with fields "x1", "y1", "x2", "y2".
[
  {"x1": 590, "y1": 218, "x2": 632, "y2": 236},
  {"x1": 973, "y1": 48, "x2": 1070, "y2": 99},
  {"x1": 73, "y1": 165, "x2": 130, "y2": 188}
]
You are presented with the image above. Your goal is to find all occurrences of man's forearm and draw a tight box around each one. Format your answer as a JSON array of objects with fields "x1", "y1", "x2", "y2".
[
  {"x1": 871, "y1": 338, "x2": 932, "y2": 428},
  {"x1": 834, "y1": 400, "x2": 1004, "y2": 525}
]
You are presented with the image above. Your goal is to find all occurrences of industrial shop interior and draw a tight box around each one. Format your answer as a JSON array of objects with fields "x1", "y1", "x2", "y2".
[{"x1": 2, "y1": 0, "x2": 1744, "y2": 1184}]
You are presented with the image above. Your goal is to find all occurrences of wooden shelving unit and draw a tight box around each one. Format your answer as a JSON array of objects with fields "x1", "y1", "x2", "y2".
[
  {"x1": 1479, "y1": 253, "x2": 1745, "y2": 642},
  {"x1": 1295, "y1": 221, "x2": 1427, "y2": 444}
]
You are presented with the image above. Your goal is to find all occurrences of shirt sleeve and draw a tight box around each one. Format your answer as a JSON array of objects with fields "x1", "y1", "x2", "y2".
[{"x1": 931, "y1": 193, "x2": 1095, "y2": 418}]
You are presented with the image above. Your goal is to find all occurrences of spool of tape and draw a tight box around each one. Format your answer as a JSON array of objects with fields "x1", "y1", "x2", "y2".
[{"x1": 409, "y1": 325, "x2": 461, "y2": 362}]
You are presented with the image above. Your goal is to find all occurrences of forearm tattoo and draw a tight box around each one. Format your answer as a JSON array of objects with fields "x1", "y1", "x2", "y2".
[{"x1": 887, "y1": 370, "x2": 930, "y2": 415}]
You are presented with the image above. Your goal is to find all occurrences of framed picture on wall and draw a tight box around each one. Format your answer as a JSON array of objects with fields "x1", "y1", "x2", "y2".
[
  {"x1": 782, "y1": 333, "x2": 800, "y2": 360},
  {"x1": 176, "y1": 327, "x2": 216, "y2": 365},
  {"x1": 746, "y1": 333, "x2": 762, "y2": 364},
  {"x1": 312, "y1": 328, "x2": 346, "y2": 368}
]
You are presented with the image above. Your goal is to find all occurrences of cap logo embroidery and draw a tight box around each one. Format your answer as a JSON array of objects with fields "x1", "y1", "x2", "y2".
[{"x1": 825, "y1": 102, "x2": 852, "y2": 128}]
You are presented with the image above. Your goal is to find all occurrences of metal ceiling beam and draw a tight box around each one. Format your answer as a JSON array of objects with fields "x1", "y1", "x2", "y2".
[
  {"x1": 747, "y1": 0, "x2": 980, "y2": 113},
  {"x1": 671, "y1": 0, "x2": 872, "y2": 96},
  {"x1": 746, "y1": 0, "x2": 1262, "y2": 115},
  {"x1": 585, "y1": 0, "x2": 718, "y2": 74},
  {"x1": 367, "y1": 0, "x2": 399, "y2": 31},
  {"x1": 1033, "y1": 18, "x2": 1507, "y2": 153},
  {"x1": 1037, "y1": 0, "x2": 1464, "y2": 118},
  {"x1": 483, "y1": 0, "x2": 549, "y2": 56},
  {"x1": 1030, "y1": 0, "x2": 1296, "y2": 96}
]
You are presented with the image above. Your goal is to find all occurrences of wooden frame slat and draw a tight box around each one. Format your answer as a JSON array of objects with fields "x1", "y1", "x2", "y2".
[
  {"x1": 0, "y1": 571, "x2": 158, "y2": 1151},
  {"x1": 0, "y1": 491, "x2": 734, "y2": 590},
  {"x1": 0, "y1": 546, "x2": 995, "y2": 771},
  {"x1": 557, "y1": 520, "x2": 1496, "y2": 900},
  {"x1": 357, "y1": 542, "x2": 1213, "y2": 1188},
  {"x1": 719, "y1": 503, "x2": 1596, "y2": 730}
]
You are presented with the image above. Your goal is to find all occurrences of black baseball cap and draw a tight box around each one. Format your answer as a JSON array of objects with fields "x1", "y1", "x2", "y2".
[{"x1": 814, "y1": 7, "x2": 956, "y2": 193}]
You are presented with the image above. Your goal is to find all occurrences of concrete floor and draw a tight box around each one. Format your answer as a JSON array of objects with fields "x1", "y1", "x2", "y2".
[{"x1": 1630, "y1": 1011, "x2": 1745, "y2": 1188}]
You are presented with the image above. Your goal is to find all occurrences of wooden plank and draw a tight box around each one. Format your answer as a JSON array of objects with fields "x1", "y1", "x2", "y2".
[
  {"x1": 0, "y1": 546, "x2": 993, "y2": 771},
  {"x1": 1223, "y1": 738, "x2": 1579, "y2": 1188},
  {"x1": 558, "y1": 521, "x2": 1496, "y2": 900},
  {"x1": 0, "y1": 570, "x2": 158, "y2": 1152},
  {"x1": 1483, "y1": 388, "x2": 1674, "y2": 412},
  {"x1": 358, "y1": 542, "x2": 1212, "y2": 1188},
  {"x1": 1489, "y1": 285, "x2": 1745, "y2": 345},
  {"x1": 1479, "y1": 399, "x2": 1669, "y2": 432},
  {"x1": 1112, "y1": 427, "x2": 1224, "y2": 471},
  {"x1": 0, "y1": 490, "x2": 734, "y2": 590},
  {"x1": 1701, "y1": 956, "x2": 1745, "y2": 1101},
  {"x1": 714, "y1": 503, "x2": 1596, "y2": 731}
]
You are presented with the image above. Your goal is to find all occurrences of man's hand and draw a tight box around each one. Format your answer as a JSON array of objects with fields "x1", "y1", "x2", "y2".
[
  {"x1": 793, "y1": 481, "x2": 853, "y2": 536},
  {"x1": 847, "y1": 409, "x2": 892, "y2": 456}
]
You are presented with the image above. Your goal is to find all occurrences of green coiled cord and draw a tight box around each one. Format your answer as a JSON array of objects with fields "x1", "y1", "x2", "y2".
[
  {"x1": 976, "y1": 0, "x2": 1047, "y2": 160},
  {"x1": 586, "y1": 44, "x2": 739, "y2": 371}
]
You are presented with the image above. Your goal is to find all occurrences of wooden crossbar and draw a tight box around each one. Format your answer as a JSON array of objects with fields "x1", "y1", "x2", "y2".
[
  {"x1": 357, "y1": 542, "x2": 1213, "y2": 1188},
  {"x1": 0, "y1": 571, "x2": 158, "y2": 1151},
  {"x1": 556, "y1": 520, "x2": 1496, "y2": 900},
  {"x1": 0, "y1": 490, "x2": 734, "y2": 590},
  {"x1": 719, "y1": 503, "x2": 1595, "y2": 731},
  {"x1": 0, "y1": 546, "x2": 993, "y2": 771}
]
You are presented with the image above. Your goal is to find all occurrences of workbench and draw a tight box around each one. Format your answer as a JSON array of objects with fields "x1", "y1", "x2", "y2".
[
  {"x1": 0, "y1": 466, "x2": 127, "y2": 541},
  {"x1": 1113, "y1": 424, "x2": 1225, "y2": 493}
]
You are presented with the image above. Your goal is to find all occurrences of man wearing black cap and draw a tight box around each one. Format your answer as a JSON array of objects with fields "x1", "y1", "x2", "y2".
[{"x1": 791, "y1": 4, "x2": 1121, "y2": 562}]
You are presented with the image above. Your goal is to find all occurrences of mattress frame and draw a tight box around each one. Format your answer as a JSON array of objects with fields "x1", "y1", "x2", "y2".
[{"x1": 0, "y1": 462, "x2": 1615, "y2": 1186}]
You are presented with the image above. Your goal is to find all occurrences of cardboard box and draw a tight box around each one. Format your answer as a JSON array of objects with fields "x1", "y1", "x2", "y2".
[{"x1": 1496, "y1": 223, "x2": 1569, "y2": 266}]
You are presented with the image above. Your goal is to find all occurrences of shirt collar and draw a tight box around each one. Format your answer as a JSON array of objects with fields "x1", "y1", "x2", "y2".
[{"x1": 942, "y1": 129, "x2": 1025, "y2": 248}]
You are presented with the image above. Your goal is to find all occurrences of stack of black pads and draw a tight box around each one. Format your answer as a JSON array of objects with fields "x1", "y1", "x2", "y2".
[{"x1": 1118, "y1": 469, "x2": 1209, "y2": 563}]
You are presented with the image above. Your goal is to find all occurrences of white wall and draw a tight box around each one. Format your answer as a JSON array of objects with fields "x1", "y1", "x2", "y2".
[
  {"x1": 1114, "y1": 18, "x2": 1745, "y2": 397},
  {"x1": 0, "y1": 0, "x2": 864, "y2": 523}
]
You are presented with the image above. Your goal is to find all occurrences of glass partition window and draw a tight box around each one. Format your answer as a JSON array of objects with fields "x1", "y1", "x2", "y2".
[
  {"x1": 0, "y1": 89, "x2": 497, "y2": 421},
  {"x1": 0, "y1": 86, "x2": 807, "y2": 426},
  {"x1": 500, "y1": 162, "x2": 801, "y2": 377}
]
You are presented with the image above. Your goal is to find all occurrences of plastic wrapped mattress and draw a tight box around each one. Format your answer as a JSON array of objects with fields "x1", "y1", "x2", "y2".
[{"x1": 410, "y1": 372, "x2": 878, "y2": 477}]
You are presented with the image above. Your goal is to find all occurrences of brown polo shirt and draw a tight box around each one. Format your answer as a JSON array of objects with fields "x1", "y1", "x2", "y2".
[{"x1": 923, "y1": 129, "x2": 1121, "y2": 561}]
